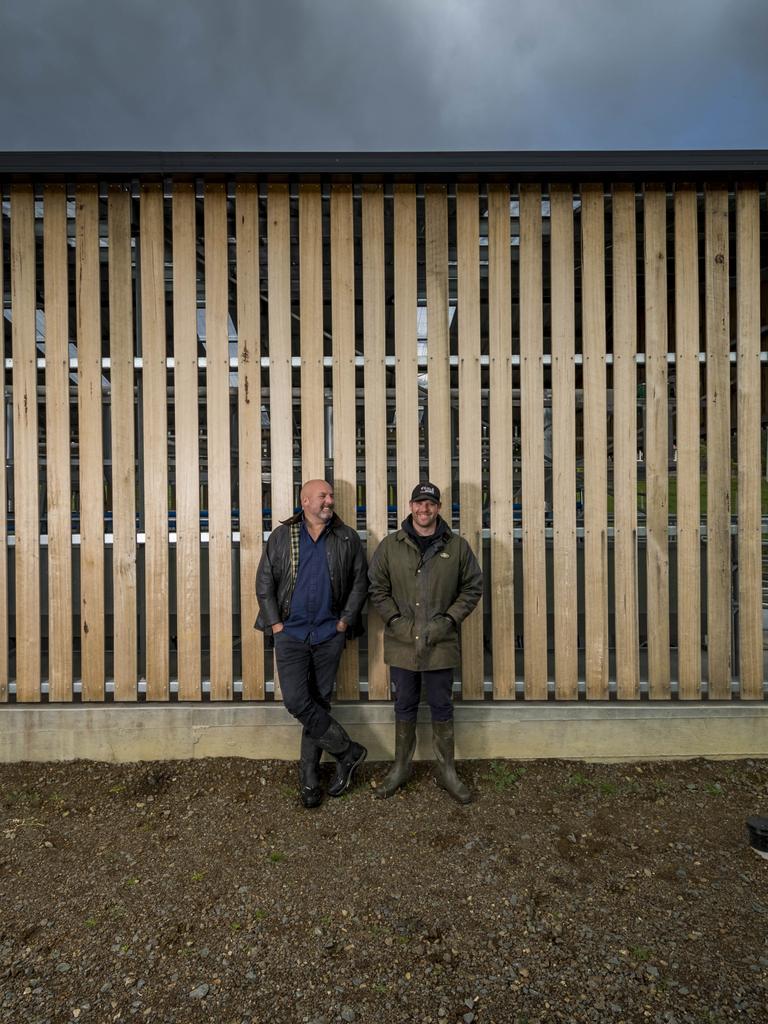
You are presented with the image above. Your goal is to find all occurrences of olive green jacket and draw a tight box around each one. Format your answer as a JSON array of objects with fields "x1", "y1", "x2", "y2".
[{"x1": 368, "y1": 518, "x2": 483, "y2": 671}]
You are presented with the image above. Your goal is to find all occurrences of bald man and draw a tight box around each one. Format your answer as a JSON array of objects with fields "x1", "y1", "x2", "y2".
[{"x1": 256, "y1": 480, "x2": 369, "y2": 807}]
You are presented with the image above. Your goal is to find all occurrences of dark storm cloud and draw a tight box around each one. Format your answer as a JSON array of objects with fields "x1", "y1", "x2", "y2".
[{"x1": 0, "y1": 0, "x2": 766, "y2": 150}]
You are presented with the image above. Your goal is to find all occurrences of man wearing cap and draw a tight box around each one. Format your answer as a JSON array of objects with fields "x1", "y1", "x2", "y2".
[
  {"x1": 256, "y1": 479, "x2": 368, "y2": 808},
  {"x1": 368, "y1": 482, "x2": 483, "y2": 804}
]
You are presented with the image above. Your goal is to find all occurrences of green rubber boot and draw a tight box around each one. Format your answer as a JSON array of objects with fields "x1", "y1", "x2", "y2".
[
  {"x1": 374, "y1": 720, "x2": 417, "y2": 799},
  {"x1": 432, "y1": 721, "x2": 471, "y2": 805}
]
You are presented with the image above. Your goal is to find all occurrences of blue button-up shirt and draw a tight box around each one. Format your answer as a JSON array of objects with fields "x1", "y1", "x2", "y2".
[{"x1": 282, "y1": 521, "x2": 338, "y2": 643}]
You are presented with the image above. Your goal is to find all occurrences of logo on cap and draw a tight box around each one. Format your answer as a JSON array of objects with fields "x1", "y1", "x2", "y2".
[{"x1": 410, "y1": 482, "x2": 441, "y2": 503}]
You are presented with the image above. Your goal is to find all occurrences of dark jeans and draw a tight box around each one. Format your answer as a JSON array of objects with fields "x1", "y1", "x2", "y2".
[
  {"x1": 273, "y1": 630, "x2": 347, "y2": 739},
  {"x1": 390, "y1": 667, "x2": 454, "y2": 723}
]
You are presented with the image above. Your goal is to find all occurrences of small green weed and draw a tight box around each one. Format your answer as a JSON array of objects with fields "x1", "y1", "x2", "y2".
[
  {"x1": 485, "y1": 761, "x2": 526, "y2": 792},
  {"x1": 566, "y1": 772, "x2": 618, "y2": 796},
  {"x1": 597, "y1": 781, "x2": 619, "y2": 796},
  {"x1": 568, "y1": 771, "x2": 591, "y2": 788},
  {"x1": 268, "y1": 851, "x2": 285, "y2": 864},
  {"x1": 84, "y1": 917, "x2": 98, "y2": 929},
  {"x1": 190, "y1": 871, "x2": 205, "y2": 882},
  {"x1": 630, "y1": 946, "x2": 652, "y2": 962},
  {"x1": 705, "y1": 782, "x2": 724, "y2": 797}
]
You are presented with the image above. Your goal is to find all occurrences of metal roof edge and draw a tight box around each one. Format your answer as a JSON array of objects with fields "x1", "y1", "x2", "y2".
[{"x1": 0, "y1": 149, "x2": 766, "y2": 182}]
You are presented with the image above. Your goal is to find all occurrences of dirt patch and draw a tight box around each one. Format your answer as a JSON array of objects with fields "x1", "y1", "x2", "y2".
[{"x1": 1, "y1": 756, "x2": 766, "y2": 1023}]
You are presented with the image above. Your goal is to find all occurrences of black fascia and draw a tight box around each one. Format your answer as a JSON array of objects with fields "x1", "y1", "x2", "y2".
[{"x1": 0, "y1": 150, "x2": 766, "y2": 185}]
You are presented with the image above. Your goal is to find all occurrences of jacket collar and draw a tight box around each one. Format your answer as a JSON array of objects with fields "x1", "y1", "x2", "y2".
[{"x1": 399, "y1": 514, "x2": 451, "y2": 546}]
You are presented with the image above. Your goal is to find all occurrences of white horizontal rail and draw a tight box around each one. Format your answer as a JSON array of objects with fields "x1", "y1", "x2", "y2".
[{"x1": 5, "y1": 352, "x2": 768, "y2": 371}]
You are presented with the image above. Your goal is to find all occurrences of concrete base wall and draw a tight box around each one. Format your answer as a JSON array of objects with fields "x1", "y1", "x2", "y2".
[{"x1": 1, "y1": 702, "x2": 767, "y2": 763}]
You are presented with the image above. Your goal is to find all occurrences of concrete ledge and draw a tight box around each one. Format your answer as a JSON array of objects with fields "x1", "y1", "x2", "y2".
[{"x1": 1, "y1": 702, "x2": 767, "y2": 763}]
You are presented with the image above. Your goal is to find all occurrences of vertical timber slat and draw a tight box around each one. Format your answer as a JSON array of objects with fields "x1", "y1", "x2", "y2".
[
  {"x1": 644, "y1": 185, "x2": 671, "y2": 697},
  {"x1": 140, "y1": 185, "x2": 169, "y2": 699},
  {"x1": 236, "y1": 184, "x2": 265, "y2": 701},
  {"x1": 109, "y1": 187, "x2": 138, "y2": 701},
  {"x1": 44, "y1": 186, "x2": 73, "y2": 700},
  {"x1": 705, "y1": 188, "x2": 732, "y2": 698},
  {"x1": 267, "y1": 185, "x2": 294, "y2": 524},
  {"x1": 425, "y1": 186, "x2": 452, "y2": 514},
  {"x1": 0, "y1": 187, "x2": 7, "y2": 701},
  {"x1": 173, "y1": 185, "x2": 202, "y2": 700},
  {"x1": 674, "y1": 187, "x2": 701, "y2": 699},
  {"x1": 520, "y1": 185, "x2": 547, "y2": 697},
  {"x1": 394, "y1": 185, "x2": 419, "y2": 519},
  {"x1": 580, "y1": 184, "x2": 609, "y2": 699},
  {"x1": 456, "y1": 186, "x2": 484, "y2": 699},
  {"x1": 487, "y1": 184, "x2": 515, "y2": 698},
  {"x1": 11, "y1": 186, "x2": 40, "y2": 700},
  {"x1": 612, "y1": 185, "x2": 640, "y2": 699},
  {"x1": 362, "y1": 185, "x2": 389, "y2": 700},
  {"x1": 550, "y1": 186, "x2": 578, "y2": 700},
  {"x1": 205, "y1": 185, "x2": 233, "y2": 700},
  {"x1": 76, "y1": 186, "x2": 105, "y2": 701},
  {"x1": 736, "y1": 186, "x2": 762, "y2": 699},
  {"x1": 300, "y1": 185, "x2": 325, "y2": 480},
  {"x1": 331, "y1": 185, "x2": 359, "y2": 699},
  {"x1": 267, "y1": 184, "x2": 293, "y2": 699}
]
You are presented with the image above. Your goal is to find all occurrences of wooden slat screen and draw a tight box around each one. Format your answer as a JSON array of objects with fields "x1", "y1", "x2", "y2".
[{"x1": 0, "y1": 180, "x2": 763, "y2": 703}]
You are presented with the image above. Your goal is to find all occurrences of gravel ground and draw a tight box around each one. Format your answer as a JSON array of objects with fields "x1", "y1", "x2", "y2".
[{"x1": 1, "y1": 755, "x2": 767, "y2": 1024}]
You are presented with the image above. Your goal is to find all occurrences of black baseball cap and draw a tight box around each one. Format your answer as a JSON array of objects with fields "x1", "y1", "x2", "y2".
[{"x1": 410, "y1": 482, "x2": 441, "y2": 503}]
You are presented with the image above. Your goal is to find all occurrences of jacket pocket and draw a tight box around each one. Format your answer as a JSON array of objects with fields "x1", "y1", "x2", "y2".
[
  {"x1": 425, "y1": 615, "x2": 455, "y2": 646},
  {"x1": 387, "y1": 615, "x2": 414, "y2": 642}
]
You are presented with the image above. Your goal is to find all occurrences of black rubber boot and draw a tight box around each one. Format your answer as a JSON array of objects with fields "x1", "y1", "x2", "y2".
[
  {"x1": 298, "y1": 729, "x2": 323, "y2": 809},
  {"x1": 432, "y1": 721, "x2": 471, "y2": 805},
  {"x1": 374, "y1": 720, "x2": 417, "y2": 799},
  {"x1": 316, "y1": 720, "x2": 367, "y2": 798}
]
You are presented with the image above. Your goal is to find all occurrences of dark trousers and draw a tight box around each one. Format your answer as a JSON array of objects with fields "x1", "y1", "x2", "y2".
[
  {"x1": 273, "y1": 631, "x2": 346, "y2": 739},
  {"x1": 390, "y1": 667, "x2": 454, "y2": 723}
]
